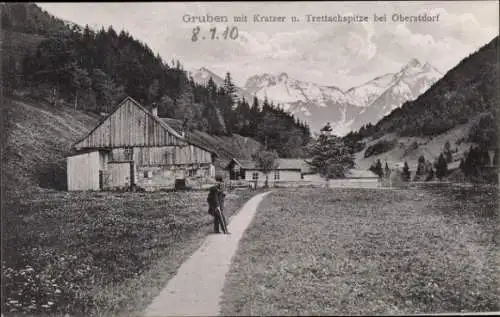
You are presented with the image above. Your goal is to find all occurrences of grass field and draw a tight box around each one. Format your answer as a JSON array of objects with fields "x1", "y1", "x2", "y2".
[
  {"x1": 220, "y1": 186, "x2": 499, "y2": 315},
  {"x1": 2, "y1": 188, "x2": 261, "y2": 316}
]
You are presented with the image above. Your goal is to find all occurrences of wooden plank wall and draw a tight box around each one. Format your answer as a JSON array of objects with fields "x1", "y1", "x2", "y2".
[
  {"x1": 132, "y1": 146, "x2": 212, "y2": 166},
  {"x1": 75, "y1": 99, "x2": 184, "y2": 148},
  {"x1": 107, "y1": 162, "x2": 132, "y2": 189},
  {"x1": 67, "y1": 151, "x2": 100, "y2": 190}
]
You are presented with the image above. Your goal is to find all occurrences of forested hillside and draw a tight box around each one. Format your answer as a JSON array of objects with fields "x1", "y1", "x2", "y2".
[
  {"x1": 1, "y1": 2, "x2": 311, "y2": 158},
  {"x1": 345, "y1": 36, "x2": 498, "y2": 149}
]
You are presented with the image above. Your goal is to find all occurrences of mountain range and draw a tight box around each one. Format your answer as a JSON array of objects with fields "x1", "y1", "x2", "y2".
[{"x1": 191, "y1": 59, "x2": 443, "y2": 136}]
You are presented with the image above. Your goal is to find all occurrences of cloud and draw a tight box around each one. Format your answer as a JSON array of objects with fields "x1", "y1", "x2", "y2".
[
  {"x1": 371, "y1": 7, "x2": 497, "y2": 75},
  {"x1": 38, "y1": 2, "x2": 499, "y2": 90},
  {"x1": 405, "y1": 7, "x2": 497, "y2": 45}
]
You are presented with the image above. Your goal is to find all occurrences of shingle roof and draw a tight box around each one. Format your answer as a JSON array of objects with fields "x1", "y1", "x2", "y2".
[
  {"x1": 159, "y1": 118, "x2": 243, "y2": 159},
  {"x1": 234, "y1": 159, "x2": 256, "y2": 169}
]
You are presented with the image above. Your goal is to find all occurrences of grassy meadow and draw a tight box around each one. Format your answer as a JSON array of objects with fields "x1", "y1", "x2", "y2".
[
  {"x1": 2, "y1": 188, "x2": 260, "y2": 316},
  {"x1": 220, "y1": 186, "x2": 499, "y2": 315}
]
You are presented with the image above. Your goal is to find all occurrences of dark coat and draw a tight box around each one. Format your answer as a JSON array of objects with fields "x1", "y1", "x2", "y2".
[{"x1": 207, "y1": 184, "x2": 225, "y2": 215}]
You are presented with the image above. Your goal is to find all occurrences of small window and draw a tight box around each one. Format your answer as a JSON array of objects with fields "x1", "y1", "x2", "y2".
[
  {"x1": 188, "y1": 169, "x2": 196, "y2": 177},
  {"x1": 274, "y1": 170, "x2": 280, "y2": 180},
  {"x1": 252, "y1": 172, "x2": 259, "y2": 180},
  {"x1": 144, "y1": 171, "x2": 153, "y2": 179}
]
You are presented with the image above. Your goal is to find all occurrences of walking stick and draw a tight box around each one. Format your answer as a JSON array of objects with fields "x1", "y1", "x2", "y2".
[{"x1": 216, "y1": 207, "x2": 229, "y2": 234}]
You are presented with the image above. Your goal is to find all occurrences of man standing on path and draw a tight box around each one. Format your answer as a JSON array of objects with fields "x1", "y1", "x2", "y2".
[{"x1": 207, "y1": 175, "x2": 230, "y2": 234}]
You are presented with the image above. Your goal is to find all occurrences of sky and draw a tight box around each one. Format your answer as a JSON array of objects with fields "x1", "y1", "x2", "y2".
[{"x1": 38, "y1": 1, "x2": 498, "y2": 90}]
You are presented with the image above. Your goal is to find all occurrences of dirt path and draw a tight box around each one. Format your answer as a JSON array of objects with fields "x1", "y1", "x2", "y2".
[{"x1": 143, "y1": 191, "x2": 271, "y2": 317}]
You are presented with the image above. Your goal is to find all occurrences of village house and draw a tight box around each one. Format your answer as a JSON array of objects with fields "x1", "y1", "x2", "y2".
[
  {"x1": 66, "y1": 97, "x2": 218, "y2": 191},
  {"x1": 226, "y1": 158, "x2": 316, "y2": 187}
]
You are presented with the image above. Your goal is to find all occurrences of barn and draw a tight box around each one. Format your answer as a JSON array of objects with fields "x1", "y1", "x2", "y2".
[{"x1": 66, "y1": 96, "x2": 217, "y2": 191}]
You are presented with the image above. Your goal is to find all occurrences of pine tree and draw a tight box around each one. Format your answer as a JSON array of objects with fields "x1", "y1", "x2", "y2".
[
  {"x1": 375, "y1": 159, "x2": 383, "y2": 177},
  {"x1": 223, "y1": 72, "x2": 236, "y2": 101},
  {"x1": 435, "y1": 153, "x2": 448, "y2": 180},
  {"x1": 369, "y1": 159, "x2": 383, "y2": 178},
  {"x1": 444, "y1": 140, "x2": 453, "y2": 163},
  {"x1": 402, "y1": 161, "x2": 411, "y2": 181},
  {"x1": 384, "y1": 162, "x2": 391, "y2": 178},
  {"x1": 480, "y1": 147, "x2": 491, "y2": 166},
  {"x1": 425, "y1": 167, "x2": 435, "y2": 181},
  {"x1": 309, "y1": 135, "x2": 354, "y2": 180},
  {"x1": 463, "y1": 145, "x2": 480, "y2": 177},
  {"x1": 414, "y1": 155, "x2": 427, "y2": 180}
]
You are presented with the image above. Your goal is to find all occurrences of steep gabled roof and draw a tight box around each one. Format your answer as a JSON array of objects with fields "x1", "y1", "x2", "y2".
[
  {"x1": 71, "y1": 97, "x2": 219, "y2": 155},
  {"x1": 72, "y1": 96, "x2": 184, "y2": 148},
  {"x1": 160, "y1": 118, "x2": 232, "y2": 157},
  {"x1": 126, "y1": 97, "x2": 184, "y2": 138}
]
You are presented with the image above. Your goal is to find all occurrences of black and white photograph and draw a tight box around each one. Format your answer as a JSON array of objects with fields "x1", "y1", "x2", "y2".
[{"x1": 1, "y1": 1, "x2": 499, "y2": 316}]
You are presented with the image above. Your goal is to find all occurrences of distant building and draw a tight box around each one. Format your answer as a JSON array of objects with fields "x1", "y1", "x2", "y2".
[
  {"x1": 226, "y1": 158, "x2": 316, "y2": 187},
  {"x1": 66, "y1": 97, "x2": 217, "y2": 191}
]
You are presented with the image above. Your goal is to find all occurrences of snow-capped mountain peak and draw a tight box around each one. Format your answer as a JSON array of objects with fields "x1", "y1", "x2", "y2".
[
  {"x1": 406, "y1": 58, "x2": 421, "y2": 68},
  {"x1": 194, "y1": 58, "x2": 443, "y2": 136},
  {"x1": 349, "y1": 58, "x2": 443, "y2": 132},
  {"x1": 278, "y1": 72, "x2": 288, "y2": 81},
  {"x1": 191, "y1": 67, "x2": 255, "y2": 102}
]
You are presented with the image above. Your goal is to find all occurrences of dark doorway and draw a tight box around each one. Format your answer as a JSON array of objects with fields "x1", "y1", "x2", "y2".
[
  {"x1": 99, "y1": 170, "x2": 103, "y2": 190},
  {"x1": 129, "y1": 162, "x2": 135, "y2": 190},
  {"x1": 175, "y1": 179, "x2": 186, "y2": 190}
]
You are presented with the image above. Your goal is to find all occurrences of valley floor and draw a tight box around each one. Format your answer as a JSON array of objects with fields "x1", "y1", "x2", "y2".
[
  {"x1": 220, "y1": 186, "x2": 499, "y2": 315},
  {"x1": 2, "y1": 188, "x2": 261, "y2": 316}
]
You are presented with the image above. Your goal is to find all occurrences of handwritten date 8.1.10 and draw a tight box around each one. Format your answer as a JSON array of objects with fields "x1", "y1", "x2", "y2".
[{"x1": 191, "y1": 26, "x2": 239, "y2": 41}]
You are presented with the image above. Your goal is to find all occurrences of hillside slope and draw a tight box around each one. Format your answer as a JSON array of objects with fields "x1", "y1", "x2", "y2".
[
  {"x1": 352, "y1": 36, "x2": 498, "y2": 172},
  {"x1": 3, "y1": 97, "x2": 101, "y2": 194},
  {"x1": 371, "y1": 36, "x2": 498, "y2": 138},
  {"x1": 354, "y1": 115, "x2": 484, "y2": 171}
]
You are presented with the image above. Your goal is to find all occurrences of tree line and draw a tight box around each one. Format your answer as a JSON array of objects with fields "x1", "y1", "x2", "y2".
[{"x1": 2, "y1": 3, "x2": 311, "y2": 158}]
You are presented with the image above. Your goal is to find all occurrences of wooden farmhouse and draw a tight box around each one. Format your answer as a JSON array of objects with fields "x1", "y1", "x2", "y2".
[
  {"x1": 226, "y1": 158, "x2": 316, "y2": 187},
  {"x1": 67, "y1": 97, "x2": 218, "y2": 191}
]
